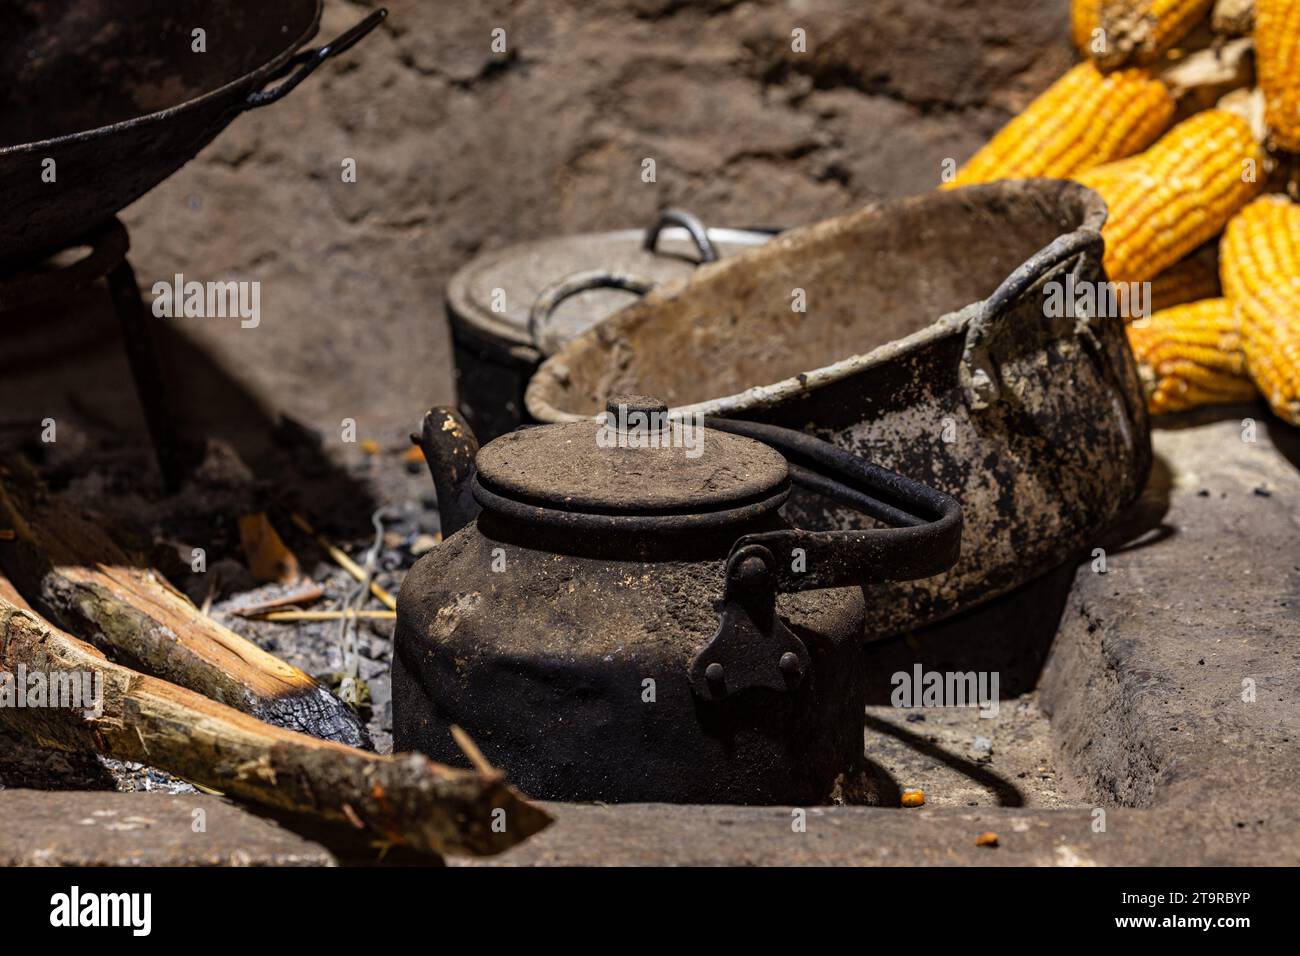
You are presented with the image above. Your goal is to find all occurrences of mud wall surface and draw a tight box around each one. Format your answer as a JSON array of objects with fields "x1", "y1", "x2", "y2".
[{"x1": 123, "y1": 0, "x2": 1071, "y2": 444}]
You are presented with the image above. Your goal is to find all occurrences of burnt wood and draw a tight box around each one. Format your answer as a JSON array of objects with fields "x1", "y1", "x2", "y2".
[
  {"x1": 0, "y1": 463, "x2": 369, "y2": 747},
  {"x1": 0, "y1": 588, "x2": 550, "y2": 858}
]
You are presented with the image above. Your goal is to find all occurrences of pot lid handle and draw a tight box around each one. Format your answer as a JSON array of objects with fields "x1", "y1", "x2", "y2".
[{"x1": 643, "y1": 208, "x2": 719, "y2": 264}]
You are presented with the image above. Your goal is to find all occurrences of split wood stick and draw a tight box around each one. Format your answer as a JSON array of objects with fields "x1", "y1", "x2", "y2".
[
  {"x1": 289, "y1": 512, "x2": 397, "y2": 611},
  {"x1": 0, "y1": 593, "x2": 551, "y2": 857},
  {"x1": 228, "y1": 583, "x2": 326, "y2": 617},
  {"x1": 246, "y1": 609, "x2": 397, "y2": 622},
  {"x1": 0, "y1": 466, "x2": 368, "y2": 747},
  {"x1": 451, "y1": 724, "x2": 499, "y2": 779}
]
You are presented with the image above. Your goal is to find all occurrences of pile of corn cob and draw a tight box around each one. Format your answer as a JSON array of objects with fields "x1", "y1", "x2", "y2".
[{"x1": 946, "y1": 0, "x2": 1300, "y2": 423}]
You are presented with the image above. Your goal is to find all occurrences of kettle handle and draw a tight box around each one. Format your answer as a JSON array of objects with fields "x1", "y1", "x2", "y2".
[
  {"x1": 704, "y1": 418, "x2": 962, "y2": 591},
  {"x1": 690, "y1": 418, "x2": 962, "y2": 701}
]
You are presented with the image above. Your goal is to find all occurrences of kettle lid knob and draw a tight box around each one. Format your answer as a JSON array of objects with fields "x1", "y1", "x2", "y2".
[{"x1": 604, "y1": 394, "x2": 669, "y2": 429}]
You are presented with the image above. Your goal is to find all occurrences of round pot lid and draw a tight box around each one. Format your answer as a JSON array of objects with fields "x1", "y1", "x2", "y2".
[
  {"x1": 473, "y1": 396, "x2": 790, "y2": 523},
  {"x1": 447, "y1": 221, "x2": 773, "y2": 352}
]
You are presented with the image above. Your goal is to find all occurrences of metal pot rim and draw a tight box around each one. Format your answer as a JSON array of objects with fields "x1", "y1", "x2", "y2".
[
  {"x1": 530, "y1": 306, "x2": 970, "y2": 424},
  {"x1": 0, "y1": 0, "x2": 323, "y2": 158},
  {"x1": 524, "y1": 179, "x2": 1108, "y2": 424}
]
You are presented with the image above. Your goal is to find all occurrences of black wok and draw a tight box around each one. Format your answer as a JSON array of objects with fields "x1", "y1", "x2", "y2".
[{"x1": 0, "y1": 0, "x2": 386, "y2": 264}]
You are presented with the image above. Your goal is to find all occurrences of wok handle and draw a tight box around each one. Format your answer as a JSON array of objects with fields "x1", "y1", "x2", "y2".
[
  {"x1": 245, "y1": 8, "x2": 388, "y2": 110},
  {"x1": 643, "y1": 208, "x2": 719, "y2": 264},
  {"x1": 689, "y1": 418, "x2": 962, "y2": 700},
  {"x1": 527, "y1": 270, "x2": 656, "y2": 355},
  {"x1": 958, "y1": 227, "x2": 1104, "y2": 409}
]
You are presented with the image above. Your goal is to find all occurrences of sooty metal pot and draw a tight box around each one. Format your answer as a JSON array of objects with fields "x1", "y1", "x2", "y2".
[
  {"x1": 393, "y1": 396, "x2": 961, "y2": 804},
  {"x1": 446, "y1": 209, "x2": 773, "y2": 442},
  {"x1": 526, "y1": 181, "x2": 1152, "y2": 639}
]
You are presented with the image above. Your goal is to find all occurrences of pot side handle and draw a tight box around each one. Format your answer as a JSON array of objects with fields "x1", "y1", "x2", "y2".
[
  {"x1": 527, "y1": 270, "x2": 657, "y2": 356},
  {"x1": 245, "y1": 8, "x2": 388, "y2": 110},
  {"x1": 959, "y1": 226, "x2": 1104, "y2": 409}
]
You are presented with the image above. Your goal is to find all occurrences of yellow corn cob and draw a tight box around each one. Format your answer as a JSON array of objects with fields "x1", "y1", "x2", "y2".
[
  {"x1": 1093, "y1": 0, "x2": 1216, "y2": 68},
  {"x1": 1219, "y1": 194, "x2": 1300, "y2": 423},
  {"x1": 1127, "y1": 298, "x2": 1245, "y2": 372},
  {"x1": 1150, "y1": 246, "x2": 1223, "y2": 309},
  {"x1": 1075, "y1": 109, "x2": 1265, "y2": 283},
  {"x1": 944, "y1": 63, "x2": 1174, "y2": 188},
  {"x1": 1127, "y1": 298, "x2": 1256, "y2": 412},
  {"x1": 1255, "y1": 0, "x2": 1300, "y2": 152},
  {"x1": 1073, "y1": 0, "x2": 1105, "y2": 55},
  {"x1": 1118, "y1": 249, "x2": 1221, "y2": 320}
]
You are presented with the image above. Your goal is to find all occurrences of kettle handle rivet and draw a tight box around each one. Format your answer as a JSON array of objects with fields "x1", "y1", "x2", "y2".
[
  {"x1": 736, "y1": 555, "x2": 769, "y2": 582},
  {"x1": 705, "y1": 662, "x2": 725, "y2": 684},
  {"x1": 779, "y1": 652, "x2": 800, "y2": 675}
]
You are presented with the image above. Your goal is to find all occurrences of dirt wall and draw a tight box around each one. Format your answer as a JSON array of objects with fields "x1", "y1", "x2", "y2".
[{"x1": 122, "y1": 0, "x2": 1072, "y2": 446}]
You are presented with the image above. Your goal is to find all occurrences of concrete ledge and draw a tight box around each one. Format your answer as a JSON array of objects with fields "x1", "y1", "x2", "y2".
[
  {"x1": 457, "y1": 802, "x2": 1294, "y2": 866},
  {"x1": 1041, "y1": 416, "x2": 1300, "y2": 818},
  {"x1": 0, "y1": 790, "x2": 334, "y2": 866}
]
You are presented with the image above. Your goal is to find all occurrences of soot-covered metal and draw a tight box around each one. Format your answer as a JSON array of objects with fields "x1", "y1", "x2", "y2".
[{"x1": 395, "y1": 398, "x2": 960, "y2": 804}]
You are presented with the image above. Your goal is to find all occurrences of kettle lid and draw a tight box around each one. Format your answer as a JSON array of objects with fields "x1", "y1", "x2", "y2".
[{"x1": 473, "y1": 396, "x2": 790, "y2": 527}]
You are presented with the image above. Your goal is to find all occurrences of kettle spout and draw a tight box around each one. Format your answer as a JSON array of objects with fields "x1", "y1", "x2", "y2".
[{"x1": 411, "y1": 407, "x2": 481, "y2": 538}]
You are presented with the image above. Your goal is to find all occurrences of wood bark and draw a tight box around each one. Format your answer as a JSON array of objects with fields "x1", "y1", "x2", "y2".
[
  {"x1": 0, "y1": 465, "x2": 368, "y2": 746},
  {"x1": 0, "y1": 592, "x2": 551, "y2": 857}
]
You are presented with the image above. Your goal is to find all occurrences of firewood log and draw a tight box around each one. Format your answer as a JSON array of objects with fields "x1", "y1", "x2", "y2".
[
  {"x1": 0, "y1": 465, "x2": 368, "y2": 746},
  {"x1": 0, "y1": 592, "x2": 551, "y2": 858}
]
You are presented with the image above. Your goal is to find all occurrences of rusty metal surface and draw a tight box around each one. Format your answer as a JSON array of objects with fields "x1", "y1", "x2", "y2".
[
  {"x1": 0, "y1": 0, "x2": 322, "y2": 262},
  {"x1": 395, "y1": 413, "x2": 873, "y2": 804},
  {"x1": 458, "y1": 419, "x2": 1300, "y2": 861},
  {"x1": 394, "y1": 515, "x2": 871, "y2": 805},
  {"x1": 395, "y1": 406, "x2": 962, "y2": 803},
  {"x1": 526, "y1": 180, "x2": 1153, "y2": 639}
]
